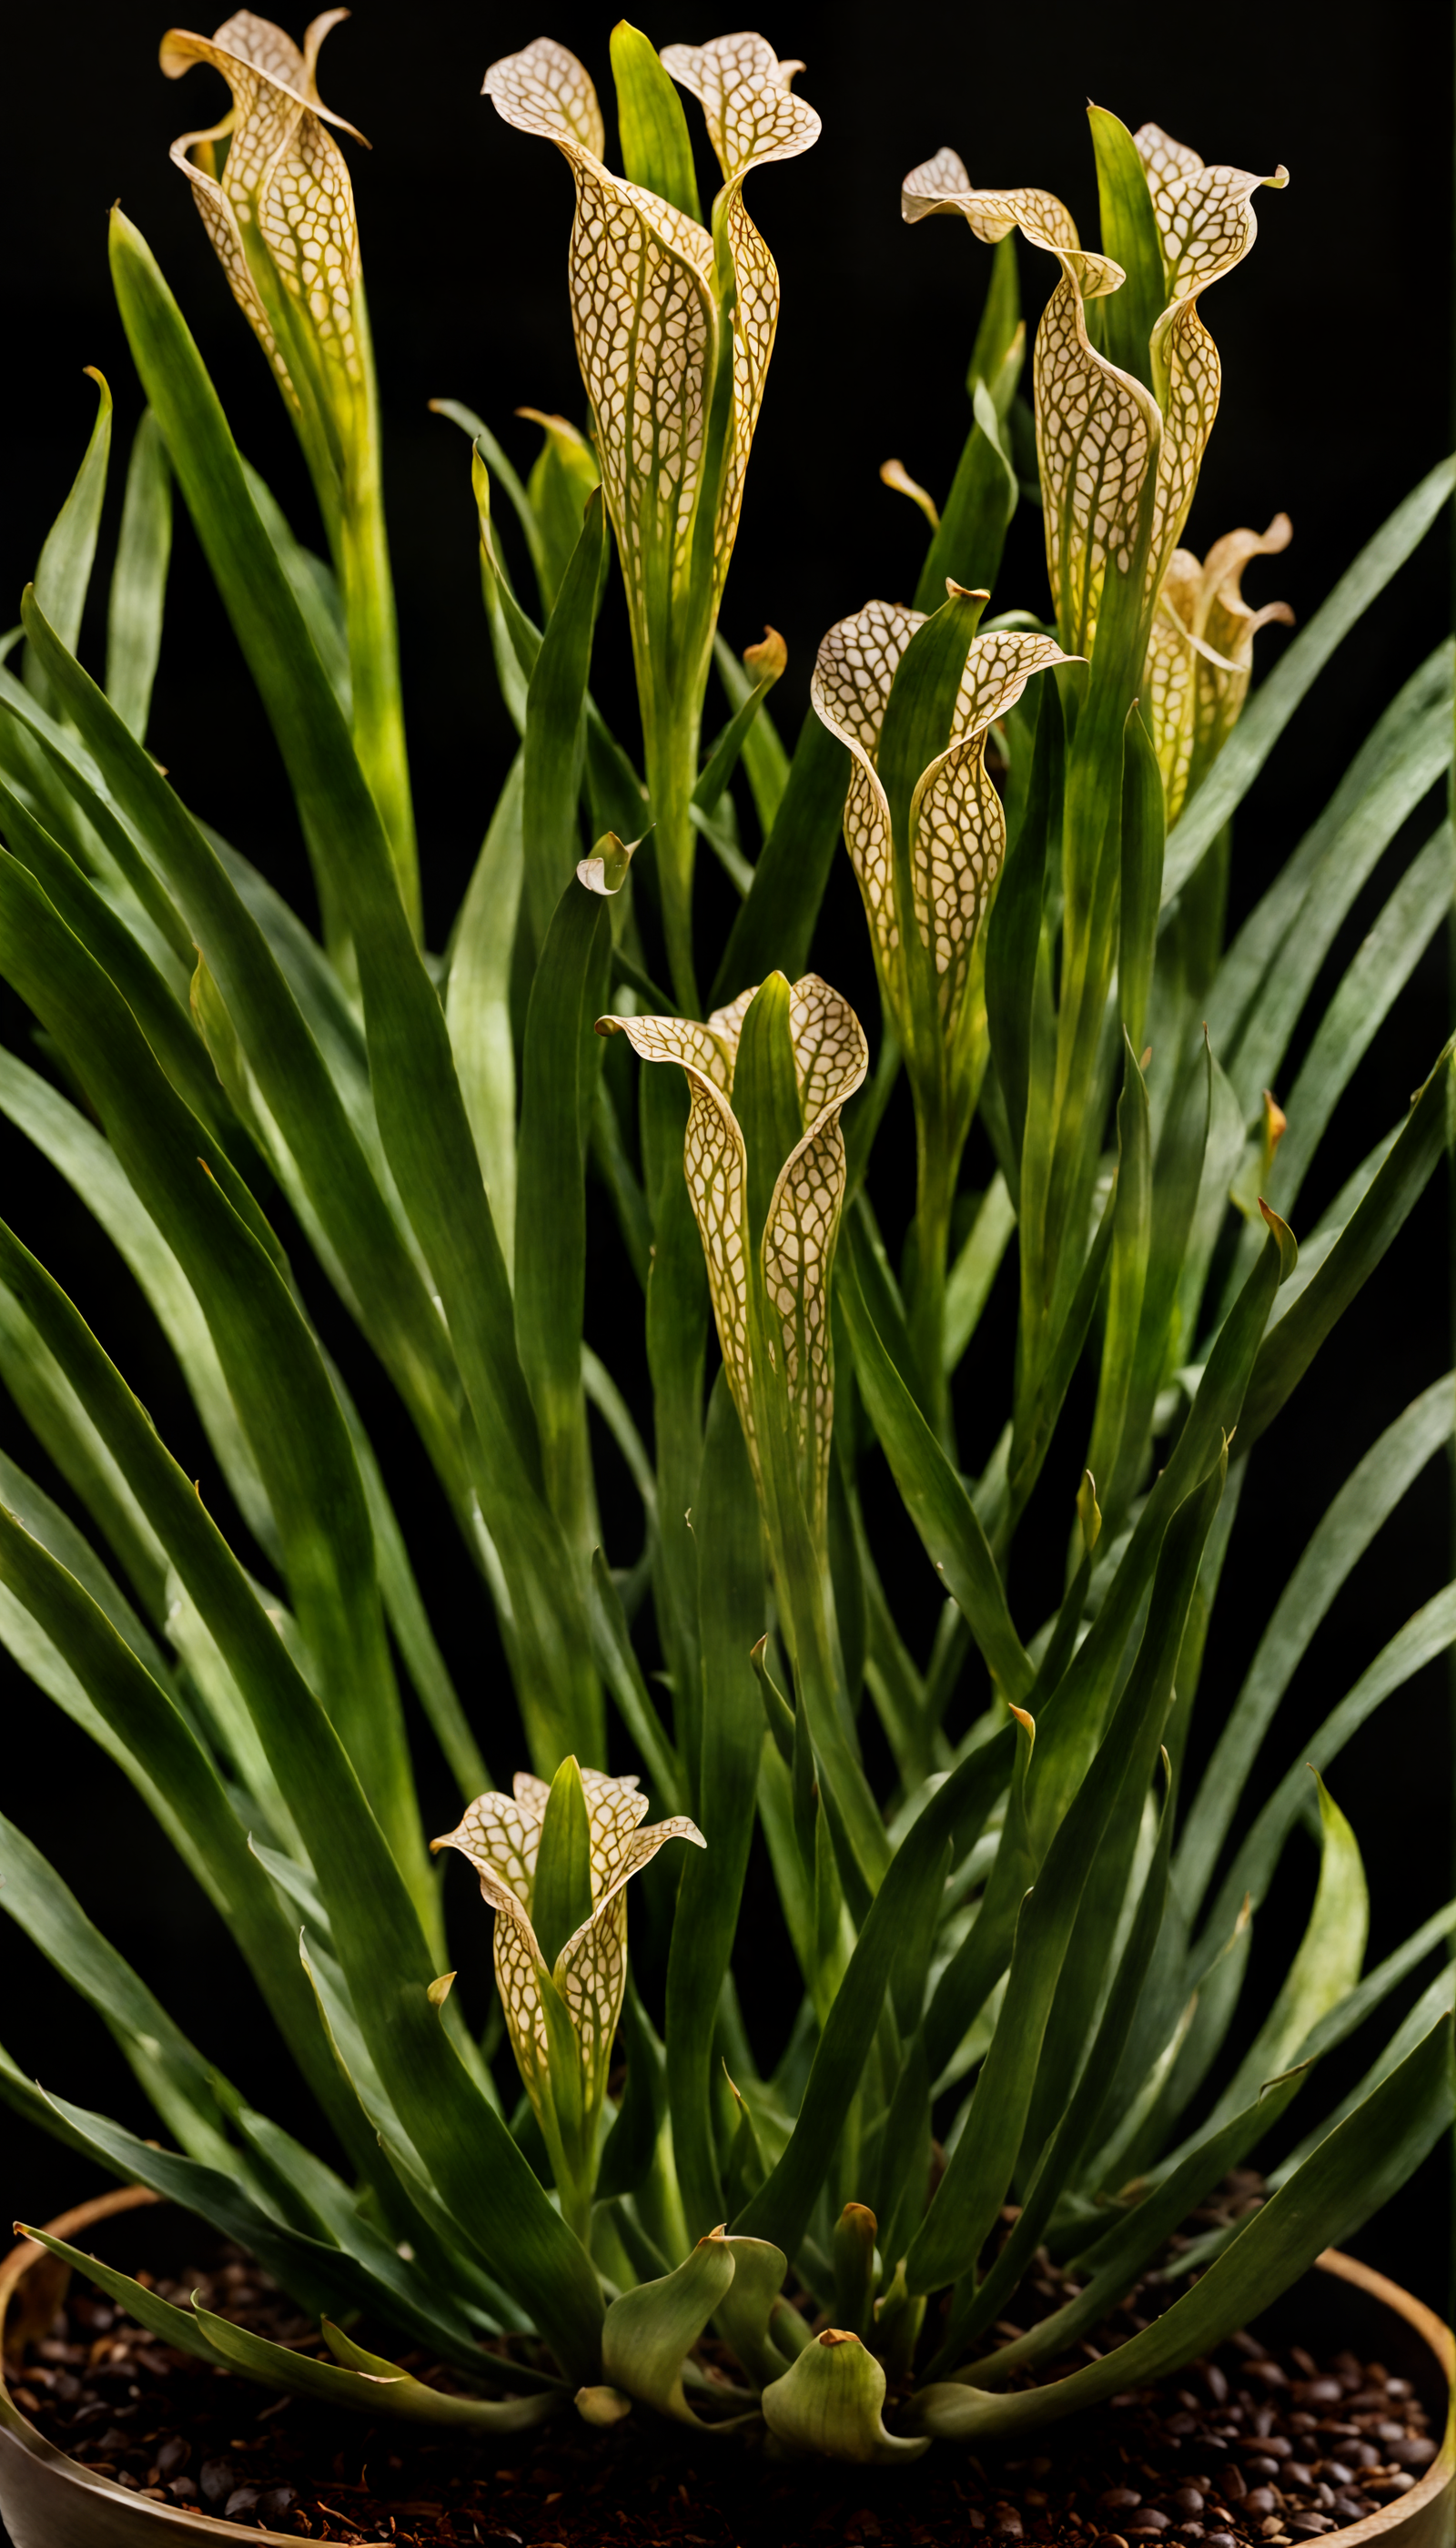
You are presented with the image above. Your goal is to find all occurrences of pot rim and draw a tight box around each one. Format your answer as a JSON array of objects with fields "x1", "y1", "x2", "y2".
[{"x1": 1, "y1": 2189, "x2": 1451, "y2": 2543}]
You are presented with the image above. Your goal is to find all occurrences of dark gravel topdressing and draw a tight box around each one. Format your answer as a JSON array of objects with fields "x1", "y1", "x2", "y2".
[{"x1": 3, "y1": 2234, "x2": 1440, "y2": 2544}]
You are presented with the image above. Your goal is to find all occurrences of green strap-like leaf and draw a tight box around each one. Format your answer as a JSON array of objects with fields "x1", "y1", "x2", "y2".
[
  {"x1": 949, "y1": 1771, "x2": 1177, "y2": 2356},
  {"x1": 666, "y1": 1373, "x2": 765, "y2": 2236},
  {"x1": 0, "y1": 659, "x2": 195, "y2": 966},
  {"x1": 0, "y1": 851, "x2": 429, "y2": 1900},
  {"x1": 523, "y1": 411, "x2": 603, "y2": 616},
  {"x1": 1162, "y1": 452, "x2": 1456, "y2": 898},
  {"x1": 1117, "y1": 700, "x2": 1164, "y2": 1060},
  {"x1": 0, "y1": 1043, "x2": 275, "y2": 1562},
  {"x1": 516, "y1": 870, "x2": 612, "y2": 1596},
  {"x1": 521, "y1": 490, "x2": 605, "y2": 958},
  {"x1": 915, "y1": 2011, "x2": 1452, "y2": 2438},
  {"x1": 1218, "y1": 728, "x2": 1456, "y2": 1136},
  {"x1": 1178, "y1": 1373, "x2": 1453, "y2": 1917},
  {"x1": 430, "y1": 398, "x2": 546, "y2": 601},
  {"x1": 588, "y1": 1552, "x2": 683, "y2": 1812},
  {"x1": 1198, "y1": 1582, "x2": 1456, "y2": 1967},
  {"x1": 1198, "y1": 1774, "x2": 1367, "y2": 2137},
  {"x1": 1271, "y1": 1957, "x2": 1456, "y2": 2186},
  {"x1": 838, "y1": 1227, "x2": 1034, "y2": 1700},
  {"x1": 197, "y1": 2303, "x2": 557, "y2": 2428},
  {"x1": 912, "y1": 377, "x2": 1019, "y2": 613},
  {"x1": 1238, "y1": 1036, "x2": 1453, "y2": 1450},
  {"x1": 908, "y1": 1453, "x2": 1223, "y2": 2305},
  {"x1": 18, "y1": 2230, "x2": 233, "y2": 2368},
  {"x1": 1085, "y1": 1044, "x2": 1152, "y2": 1497},
  {"x1": 713, "y1": 631, "x2": 791, "y2": 836},
  {"x1": 943, "y1": 1173, "x2": 1017, "y2": 1375},
  {"x1": 18, "y1": 593, "x2": 470, "y2": 1501},
  {"x1": 110, "y1": 207, "x2": 604, "y2": 1769},
  {"x1": 0, "y1": 1212, "x2": 605, "y2": 2379},
  {"x1": 0, "y1": 780, "x2": 220, "y2": 1125},
  {"x1": 106, "y1": 409, "x2": 173, "y2": 741},
  {"x1": 0, "y1": 1439, "x2": 166, "y2": 1683},
  {"x1": 733, "y1": 1728, "x2": 1015, "y2": 2262},
  {"x1": 0, "y1": 1288, "x2": 168, "y2": 1636},
  {"x1": 1267, "y1": 821, "x2": 1451, "y2": 1216},
  {"x1": 1007, "y1": 1157, "x2": 1119, "y2": 1532},
  {"x1": 243, "y1": 460, "x2": 352, "y2": 716},
  {"x1": 533, "y1": 1757, "x2": 597, "y2": 1975},
  {"x1": 0, "y1": 1809, "x2": 241, "y2": 2175},
  {"x1": 447, "y1": 754, "x2": 523, "y2": 1270},
  {"x1": 1031, "y1": 1205, "x2": 1295, "y2": 1832},
  {"x1": 1087, "y1": 108, "x2": 1166, "y2": 390},
  {"x1": 26, "y1": 369, "x2": 112, "y2": 711},
  {"x1": 612, "y1": 22, "x2": 703, "y2": 224},
  {"x1": 693, "y1": 632, "x2": 786, "y2": 818},
  {"x1": 985, "y1": 669, "x2": 1062, "y2": 1178},
  {"x1": 0, "y1": 1498, "x2": 365, "y2": 2169},
  {"x1": 711, "y1": 712, "x2": 849, "y2": 1007},
  {"x1": 1207, "y1": 648, "x2": 1452, "y2": 1097}
]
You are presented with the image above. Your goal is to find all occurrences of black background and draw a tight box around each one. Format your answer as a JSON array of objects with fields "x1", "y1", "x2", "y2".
[{"x1": 0, "y1": 0, "x2": 1452, "y2": 2325}]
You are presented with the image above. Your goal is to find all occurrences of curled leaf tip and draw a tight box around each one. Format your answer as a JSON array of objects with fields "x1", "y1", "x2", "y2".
[
  {"x1": 1009, "y1": 1704, "x2": 1036, "y2": 1745},
  {"x1": 1255, "y1": 1199, "x2": 1298, "y2": 1279},
  {"x1": 659, "y1": 34, "x2": 821, "y2": 179},
  {"x1": 820, "y1": 2328, "x2": 861, "y2": 2347},
  {"x1": 880, "y1": 457, "x2": 940, "y2": 530},
  {"x1": 744, "y1": 623, "x2": 787, "y2": 682},
  {"x1": 425, "y1": 1970, "x2": 457, "y2": 2008},
  {"x1": 577, "y1": 829, "x2": 641, "y2": 895}
]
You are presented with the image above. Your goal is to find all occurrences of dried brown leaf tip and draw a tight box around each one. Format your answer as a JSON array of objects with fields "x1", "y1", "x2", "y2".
[
  {"x1": 162, "y1": 11, "x2": 367, "y2": 442},
  {"x1": 483, "y1": 33, "x2": 818, "y2": 652},
  {"x1": 1146, "y1": 515, "x2": 1293, "y2": 821}
]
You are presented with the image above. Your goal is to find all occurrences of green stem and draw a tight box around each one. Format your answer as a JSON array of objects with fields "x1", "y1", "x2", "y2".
[
  {"x1": 643, "y1": 699, "x2": 702, "y2": 1016},
  {"x1": 560, "y1": 2178, "x2": 594, "y2": 2249},
  {"x1": 906, "y1": 1099, "x2": 957, "y2": 1449},
  {"x1": 751, "y1": 1354, "x2": 891, "y2": 1912},
  {"x1": 340, "y1": 287, "x2": 420, "y2": 939}
]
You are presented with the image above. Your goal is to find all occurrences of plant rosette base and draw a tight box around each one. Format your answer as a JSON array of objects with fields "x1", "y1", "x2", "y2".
[{"x1": 0, "y1": 2194, "x2": 1451, "y2": 2545}]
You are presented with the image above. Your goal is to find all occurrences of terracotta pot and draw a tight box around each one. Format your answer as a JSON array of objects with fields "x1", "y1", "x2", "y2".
[{"x1": 0, "y1": 2189, "x2": 1451, "y2": 2544}]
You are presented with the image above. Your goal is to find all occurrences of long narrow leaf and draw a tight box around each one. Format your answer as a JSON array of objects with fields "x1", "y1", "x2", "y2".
[
  {"x1": 106, "y1": 409, "x2": 172, "y2": 741},
  {"x1": 1162, "y1": 453, "x2": 1456, "y2": 897},
  {"x1": 838, "y1": 1228, "x2": 1034, "y2": 1701},
  {"x1": 0, "y1": 1209, "x2": 605, "y2": 2377},
  {"x1": 1177, "y1": 1374, "x2": 1453, "y2": 1916},
  {"x1": 109, "y1": 208, "x2": 604, "y2": 1770}
]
